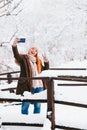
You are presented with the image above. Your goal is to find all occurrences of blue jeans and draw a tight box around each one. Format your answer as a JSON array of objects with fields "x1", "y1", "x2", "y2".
[{"x1": 21, "y1": 87, "x2": 44, "y2": 115}]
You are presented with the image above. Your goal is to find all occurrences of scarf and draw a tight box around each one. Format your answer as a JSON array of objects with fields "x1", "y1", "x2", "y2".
[{"x1": 28, "y1": 55, "x2": 43, "y2": 88}]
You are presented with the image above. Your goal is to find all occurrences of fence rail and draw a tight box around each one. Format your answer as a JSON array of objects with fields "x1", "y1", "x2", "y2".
[
  {"x1": 58, "y1": 83, "x2": 87, "y2": 86},
  {"x1": 2, "y1": 122, "x2": 43, "y2": 127},
  {"x1": 55, "y1": 100, "x2": 87, "y2": 108},
  {"x1": 0, "y1": 67, "x2": 86, "y2": 76},
  {"x1": 55, "y1": 125, "x2": 81, "y2": 130},
  {"x1": 0, "y1": 69, "x2": 87, "y2": 129}
]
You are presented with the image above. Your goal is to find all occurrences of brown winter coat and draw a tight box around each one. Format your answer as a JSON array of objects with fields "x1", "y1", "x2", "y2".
[{"x1": 12, "y1": 45, "x2": 49, "y2": 95}]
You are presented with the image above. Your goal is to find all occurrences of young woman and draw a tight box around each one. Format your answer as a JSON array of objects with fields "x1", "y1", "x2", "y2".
[{"x1": 12, "y1": 38, "x2": 49, "y2": 114}]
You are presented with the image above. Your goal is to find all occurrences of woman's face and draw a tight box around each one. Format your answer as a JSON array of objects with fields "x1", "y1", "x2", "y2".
[{"x1": 28, "y1": 47, "x2": 38, "y2": 57}]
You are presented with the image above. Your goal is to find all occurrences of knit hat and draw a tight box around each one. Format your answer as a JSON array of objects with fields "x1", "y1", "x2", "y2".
[{"x1": 29, "y1": 43, "x2": 40, "y2": 50}]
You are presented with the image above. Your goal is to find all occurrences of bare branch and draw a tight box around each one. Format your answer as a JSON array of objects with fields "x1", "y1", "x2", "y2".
[
  {"x1": 12, "y1": 0, "x2": 23, "y2": 10},
  {"x1": 11, "y1": 9, "x2": 23, "y2": 16},
  {"x1": 9, "y1": 29, "x2": 18, "y2": 42},
  {"x1": 0, "y1": 62, "x2": 14, "y2": 72},
  {"x1": 10, "y1": 0, "x2": 23, "y2": 15},
  {"x1": 0, "y1": 0, "x2": 11, "y2": 9},
  {"x1": 0, "y1": 29, "x2": 18, "y2": 46},
  {"x1": 0, "y1": 0, "x2": 23, "y2": 17}
]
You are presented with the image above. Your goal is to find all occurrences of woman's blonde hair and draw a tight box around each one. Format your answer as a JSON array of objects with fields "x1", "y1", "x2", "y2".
[
  {"x1": 28, "y1": 47, "x2": 42, "y2": 73},
  {"x1": 36, "y1": 55, "x2": 42, "y2": 73}
]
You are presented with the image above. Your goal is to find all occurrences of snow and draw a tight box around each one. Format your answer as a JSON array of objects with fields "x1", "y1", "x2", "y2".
[
  {"x1": 0, "y1": 0, "x2": 87, "y2": 71},
  {"x1": 38, "y1": 69, "x2": 87, "y2": 77},
  {"x1": 0, "y1": 82, "x2": 17, "y2": 90},
  {"x1": 55, "y1": 86, "x2": 87, "y2": 105},
  {"x1": 0, "y1": 0, "x2": 87, "y2": 129},
  {"x1": 55, "y1": 104, "x2": 87, "y2": 129},
  {"x1": 0, "y1": 60, "x2": 87, "y2": 129},
  {"x1": 0, "y1": 90, "x2": 47, "y2": 100}
]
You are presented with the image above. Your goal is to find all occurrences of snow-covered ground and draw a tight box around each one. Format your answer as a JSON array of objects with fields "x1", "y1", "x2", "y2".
[{"x1": 0, "y1": 60, "x2": 87, "y2": 130}]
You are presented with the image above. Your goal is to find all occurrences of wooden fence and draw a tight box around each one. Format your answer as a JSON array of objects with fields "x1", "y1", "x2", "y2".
[
  {"x1": 0, "y1": 68, "x2": 87, "y2": 129},
  {"x1": 0, "y1": 76, "x2": 55, "y2": 130}
]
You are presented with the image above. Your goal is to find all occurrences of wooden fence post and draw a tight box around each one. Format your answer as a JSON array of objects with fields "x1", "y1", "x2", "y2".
[
  {"x1": 7, "y1": 73, "x2": 12, "y2": 84},
  {"x1": 46, "y1": 77, "x2": 55, "y2": 130}
]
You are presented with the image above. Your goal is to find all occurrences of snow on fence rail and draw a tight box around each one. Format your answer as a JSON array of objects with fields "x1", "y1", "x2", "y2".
[
  {"x1": 0, "y1": 67, "x2": 86, "y2": 76},
  {"x1": 0, "y1": 69, "x2": 87, "y2": 129}
]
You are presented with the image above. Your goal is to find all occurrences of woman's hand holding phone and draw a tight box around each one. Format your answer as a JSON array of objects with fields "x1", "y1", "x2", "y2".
[
  {"x1": 18, "y1": 38, "x2": 26, "y2": 43},
  {"x1": 13, "y1": 38, "x2": 19, "y2": 46},
  {"x1": 13, "y1": 38, "x2": 26, "y2": 46}
]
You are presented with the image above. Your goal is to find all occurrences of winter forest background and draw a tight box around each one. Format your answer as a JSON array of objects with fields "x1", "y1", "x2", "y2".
[{"x1": 0, "y1": 0, "x2": 87, "y2": 73}]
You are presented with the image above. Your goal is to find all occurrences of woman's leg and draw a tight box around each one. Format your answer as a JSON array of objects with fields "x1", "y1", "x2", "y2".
[
  {"x1": 34, "y1": 102, "x2": 41, "y2": 113},
  {"x1": 21, "y1": 101, "x2": 30, "y2": 115},
  {"x1": 33, "y1": 87, "x2": 44, "y2": 114}
]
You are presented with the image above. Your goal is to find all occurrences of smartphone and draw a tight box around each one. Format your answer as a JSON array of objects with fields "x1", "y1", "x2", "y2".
[{"x1": 18, "y1": 38, "x2": 26, "y2": 43}]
